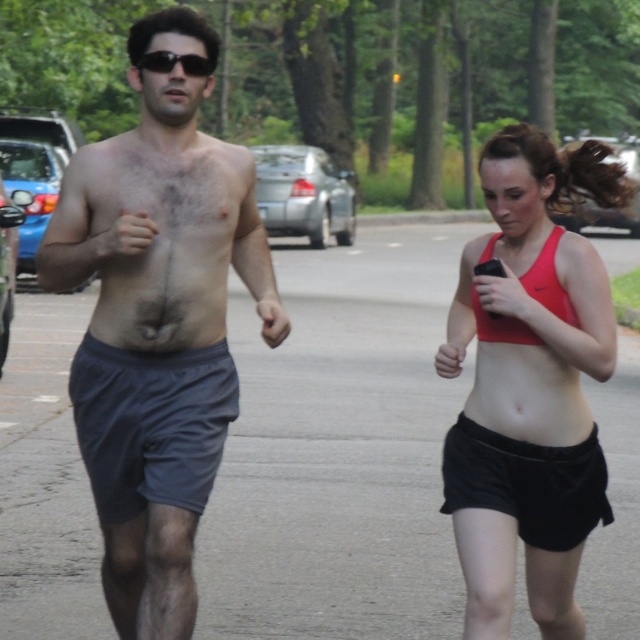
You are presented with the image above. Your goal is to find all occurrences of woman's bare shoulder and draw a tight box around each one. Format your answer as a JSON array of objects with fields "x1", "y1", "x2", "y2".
[
  {"x1": 462, "y1": 231, "x2": 496, "y2": 265},
  {"x1": 555, "y1": 227, "x2": 607, "y2": 282}
]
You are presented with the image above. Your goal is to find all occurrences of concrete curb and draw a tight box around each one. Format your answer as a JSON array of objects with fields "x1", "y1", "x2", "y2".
[
  {"x1": 616, "y1": 305, "x2": 640, "y2": 331},
  {"x1": 357, "y1": 209, "x2": 493, "y2": 226}
]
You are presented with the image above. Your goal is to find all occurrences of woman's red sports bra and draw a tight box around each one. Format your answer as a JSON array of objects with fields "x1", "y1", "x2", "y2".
[{"x1": 471, "y1": 225, "x2": 580, "y2": 345}]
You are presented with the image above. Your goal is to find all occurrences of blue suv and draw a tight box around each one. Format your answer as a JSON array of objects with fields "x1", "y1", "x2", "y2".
[{"x1": 0, "y1": 139, "x2": 65, "y2": 274}]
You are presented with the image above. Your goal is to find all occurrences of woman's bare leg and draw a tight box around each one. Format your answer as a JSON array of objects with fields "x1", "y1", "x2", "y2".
[
  {"x1": 525, "y1": 542, "x2": 586, "y2": 640},
  {"x1": 453, "y1": 508, "x2": 519, "y2": 640}
]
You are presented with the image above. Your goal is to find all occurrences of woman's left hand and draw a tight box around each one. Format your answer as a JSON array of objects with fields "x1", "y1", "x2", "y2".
[{"x1": 473, "y1": 261, "x2": 529, "y2": 319}]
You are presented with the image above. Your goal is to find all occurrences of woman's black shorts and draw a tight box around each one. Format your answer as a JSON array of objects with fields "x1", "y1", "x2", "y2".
[{"x1": 440, "y1": 413, "x2": 614, "y2": 552}]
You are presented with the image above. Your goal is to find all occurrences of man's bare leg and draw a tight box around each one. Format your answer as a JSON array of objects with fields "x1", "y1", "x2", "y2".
[
  {"x1": 137, "y1": 502, "x2": 200, "y2": 640},
  {"x1": 101, "y1": 513, "x2": 148, "y2": 640}
]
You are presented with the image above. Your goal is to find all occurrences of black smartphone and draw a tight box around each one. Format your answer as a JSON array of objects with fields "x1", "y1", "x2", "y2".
[
  {"x1": 474, "y1": 258, "x2": 507, "y2": 279},
  {"x1": 474, "y1": 259, "x2": 506, "y2": 318}
]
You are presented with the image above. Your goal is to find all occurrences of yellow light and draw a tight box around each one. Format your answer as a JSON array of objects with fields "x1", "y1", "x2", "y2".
[{"x1": 393, "y1": 73, "x2": 401, "y2": 83}]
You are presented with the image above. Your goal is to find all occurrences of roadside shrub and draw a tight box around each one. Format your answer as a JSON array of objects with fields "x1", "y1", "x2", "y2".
[
  {"x1": 392, "y1": 110, "x2": 416, "y2": 151},
  {"x1": 474, "y1": 117, "x2": 520, "y2": 145},
  {"x1": 245, "y1": 116, "x2": 299, "y2": 145}
]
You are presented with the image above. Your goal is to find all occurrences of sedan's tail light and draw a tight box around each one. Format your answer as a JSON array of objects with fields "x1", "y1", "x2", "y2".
[
  {"x1": 26, "y1": 193, "x2": 59, "y2": 215},
  {"x1": 0, "y1": 197, "x2": 4, "y2": 206},
  {"x1": 291, "y1": 179, "x2": 316, "y2": 197}
]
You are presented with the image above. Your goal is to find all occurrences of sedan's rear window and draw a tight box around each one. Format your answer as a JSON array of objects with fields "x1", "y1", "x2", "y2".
[
  {"x1": 0, "y1": 145, "x2": 52, "y2": 181},
  {"x1": 252, "y1": 151, "x2": 307, "y2": 172}
]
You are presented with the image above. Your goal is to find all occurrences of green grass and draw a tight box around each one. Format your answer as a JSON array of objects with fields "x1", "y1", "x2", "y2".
[
  {"x1": 359, "y1": 205, "x2": 406, "y2": 214},
  {"x1": 355, "y1": 144, "x2": 485, "y2": 210},
  {"x1": 611, "y1": 268, "x2": 640, "y2": 329}
]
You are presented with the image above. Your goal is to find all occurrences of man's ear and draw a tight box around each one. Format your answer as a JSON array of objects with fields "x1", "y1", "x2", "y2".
[
  {"x1": 203, "y1": 75, "x2": 216, "y2": 99},
  {"x1": 127, "y1": 66, "x2": 143, "y2": 92}
]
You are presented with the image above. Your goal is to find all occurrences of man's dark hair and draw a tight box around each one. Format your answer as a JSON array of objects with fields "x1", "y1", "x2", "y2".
[{"x1": 127, "y1": 6, "x2": 221, "y2": 72}]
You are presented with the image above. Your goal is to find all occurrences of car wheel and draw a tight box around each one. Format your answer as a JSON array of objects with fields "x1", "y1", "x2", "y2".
[
  {"x1": 0, "y1": 298, "x2": 12, "y2": 380},
  {"x1": 630, "y1": 224, "x2": 640, "y2": 239},
  {"x1": 336, "y1": 205, "x2": 357, "y2": 247},
  {"x1": 310, "y1": 207, "x2": 331, "y2": 249}
]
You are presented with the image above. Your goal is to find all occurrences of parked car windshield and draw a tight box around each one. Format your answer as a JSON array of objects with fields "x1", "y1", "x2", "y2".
[{"x1": 0, "y1": 144, "x2": 53, "y2": 181}]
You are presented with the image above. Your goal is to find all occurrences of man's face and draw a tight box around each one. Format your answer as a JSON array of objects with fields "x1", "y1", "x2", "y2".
[{"x1": 129, "y1": 32, "x2": 215, "y2": 127}]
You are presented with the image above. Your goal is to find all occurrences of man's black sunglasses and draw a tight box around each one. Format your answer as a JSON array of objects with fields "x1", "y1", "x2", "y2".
[{"x1": 138, "y1": 51, "x2": 213, "y2": 77}]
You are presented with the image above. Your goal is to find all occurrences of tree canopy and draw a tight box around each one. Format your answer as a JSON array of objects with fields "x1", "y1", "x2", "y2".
[{"x1": 1, "y1": 0, "x2": 639, "y2": 205}]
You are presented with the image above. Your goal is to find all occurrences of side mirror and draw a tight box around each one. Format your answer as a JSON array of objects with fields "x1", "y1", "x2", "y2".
[
  {"x1": 11, "y1": 189, "x2": 34, "y2": 207},
  {"x1": 0, "y1": 206, "x2": 26, "y2": 228}
]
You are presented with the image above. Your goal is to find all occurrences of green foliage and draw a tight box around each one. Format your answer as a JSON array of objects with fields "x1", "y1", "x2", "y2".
[
  {"x1": 0, "y1": 0, "x2": 172, "y2": 137},
  {"x1": 392, "y1": 111, "x2": 416, "y2": 151},
  {"x1": 356, "y1": 142, "x2": 485, "y2": 211},
  {"x1": 356, "y1": 144, "x2": 412, "y2": 206},
  {"x1": 611, "y1": 268, "x2": 640, "y2": 311},
  {"x1": 473, "y1": 118, "x2": 521, "y2": 145},
  {"x1": 555, "y1": 1, "x2": 640, "y2": 136},
  {"x1": 244, "y1": 116, "x2": 299, "y2": 145}
]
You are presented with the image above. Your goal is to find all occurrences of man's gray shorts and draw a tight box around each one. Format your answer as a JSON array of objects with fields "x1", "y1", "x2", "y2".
[{"x1": 69, "y1": 333, "x2": 240, "y2": 523}]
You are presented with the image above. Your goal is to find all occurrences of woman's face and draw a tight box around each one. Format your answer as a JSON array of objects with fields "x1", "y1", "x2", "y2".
[{"x1": 479, "y1": 156, "x2": 555, "y2": 236}]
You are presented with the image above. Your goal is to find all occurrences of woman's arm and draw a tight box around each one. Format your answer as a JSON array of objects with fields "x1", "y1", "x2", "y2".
[{"x1": 435, "y1": 243, "x2": 480, "y2": 379}]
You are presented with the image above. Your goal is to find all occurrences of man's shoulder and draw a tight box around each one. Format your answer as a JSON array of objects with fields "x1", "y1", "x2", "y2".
[
  {"x1": 197, "y1": 133, "x2": 253, "y2": 162},
  {"x1": 71, "y1": 132, "x2": 132, "y2": 163}
]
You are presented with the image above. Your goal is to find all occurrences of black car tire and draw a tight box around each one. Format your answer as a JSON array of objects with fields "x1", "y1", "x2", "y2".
[
  {"x1": 630, "y1": 224, "x2": 640, "y2": 239},
  {"x1": 0, "y1": 296, "x2": 12, "y2": 379},
  {"x1": 310, "y1": 207, "x2": 331, "y2": 250},
  {"x1": 336, "y1": 206, "x2": 357, "y2": 247}
]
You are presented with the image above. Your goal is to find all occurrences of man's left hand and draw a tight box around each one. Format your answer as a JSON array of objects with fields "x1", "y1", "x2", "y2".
[{"x1": 256, "y1": 300, "x2": 291, "y2": 348}]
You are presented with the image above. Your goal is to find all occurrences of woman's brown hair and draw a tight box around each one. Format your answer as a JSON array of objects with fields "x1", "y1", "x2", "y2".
[{"x1": 479, "y1": 122, "x2": 637, "y2": 213}]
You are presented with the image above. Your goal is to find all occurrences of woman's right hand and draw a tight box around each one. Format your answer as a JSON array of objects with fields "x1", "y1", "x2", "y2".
[{"x1": 435, "y1": 343, "x2": 466, "y2": 379}]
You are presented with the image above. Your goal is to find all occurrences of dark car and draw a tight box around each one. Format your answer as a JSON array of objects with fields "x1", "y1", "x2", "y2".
[
  {"x1": 551, "y1": 138, "x2": 640, "y2": 238},
  {"x1": 0, "y1": 107, "x2": 86, "y2": 156},
  {"x1": 0, "y1": 139, "x2": 65, "y2": 274},
  {"x1": 0, "y1": 184, "x2": 28, "y2": 379},
  {"x1": 250, "y1": 145, "x2": 357, "y2": 249}
]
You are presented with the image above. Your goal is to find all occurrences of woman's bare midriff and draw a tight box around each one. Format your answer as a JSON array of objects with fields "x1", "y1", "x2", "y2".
[{"x1": 463, "y1": 341, "x2": 594, "y2": 446}]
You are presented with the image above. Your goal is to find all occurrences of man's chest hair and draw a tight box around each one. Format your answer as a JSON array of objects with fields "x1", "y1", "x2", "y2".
[{"x1": 93, "y1": 153, "x2": 237, "y2": 231}]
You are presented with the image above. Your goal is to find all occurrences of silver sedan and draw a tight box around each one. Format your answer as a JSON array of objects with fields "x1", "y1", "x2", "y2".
[{"x1": 250, "y1": 145, "x2": 357, "y2": 249}]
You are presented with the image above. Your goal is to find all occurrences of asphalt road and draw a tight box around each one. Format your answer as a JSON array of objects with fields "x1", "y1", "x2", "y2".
[{"x1": 1, "y1": 221, "x2": 639, "y2": 639}]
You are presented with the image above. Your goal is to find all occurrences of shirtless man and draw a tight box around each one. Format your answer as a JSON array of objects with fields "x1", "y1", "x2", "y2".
[{"x1": 36, "y1": 7, "x2": 290, "y2": 639}]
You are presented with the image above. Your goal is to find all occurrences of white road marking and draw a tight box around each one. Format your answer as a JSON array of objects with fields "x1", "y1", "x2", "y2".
[
  {"x1": 0, "y1": 422, "x2": 18, "y2": 429},
  {"x1": 33, "y1": 396, "x2": 60, "y2": 403},
  {"x1": 388, "y1": 243, "x2": 402, "y2": 247},
  {"x1": 433, "y1": 235, "x2": 449, "y2": 241},
  {"x1": 348, "y1": 250, "x2": 363, "y2": 255}
]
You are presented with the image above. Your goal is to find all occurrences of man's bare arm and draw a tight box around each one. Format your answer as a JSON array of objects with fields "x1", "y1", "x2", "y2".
[{"x1": 232, "y1": 223, "x2": 291, "y2": 348}]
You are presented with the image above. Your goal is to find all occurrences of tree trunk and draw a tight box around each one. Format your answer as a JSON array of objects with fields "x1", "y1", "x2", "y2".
[
  {"x1": 342, "y1": 4, "x2": 356, "y2": 128},
  {"x1": 283, "y1": 0, "x2": 356, "y2": 175},
  {"x1": 368, "y1": 0, "x2": 401, "y2": 175},
  {"x1": 528, "y1": 0, "x2": 558, "y2": 138},
  {"x1": 407, "y1": 1, "x2": 448, "y2": 210},
  {"x1": 451, "y1": 2, "x2": 475, "y2": 209},
  {"x1": 215, "y1": 0, "x2": 232, "y2": 138}
]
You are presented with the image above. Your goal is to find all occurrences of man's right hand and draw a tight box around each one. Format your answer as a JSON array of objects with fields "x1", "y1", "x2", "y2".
[{"x1": 102, "y1": 209, "x2": 159, "y2": 256}]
